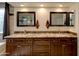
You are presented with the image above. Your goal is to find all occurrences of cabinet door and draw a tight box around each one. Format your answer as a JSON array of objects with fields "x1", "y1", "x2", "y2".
[
  {"x1": 12, "y1": 45, "x2": 31, "y2": 56},
  {"x1": 61, "y1": 43, "x2": 72, "y2": 56},
  {"x1": 61, "y1": 40, "x2": 77, "y2": 56},
  {"x1": 6, "y1": 39, "x2": 16, "y2": 56},
  {"x1": 50, "y1": 39, "x2": 77, "y2": 56},
  {"x1": 12, "y1": 39, "x2": 32, "y2": 56},
  {"x1": 6, "y1": 39, "x2": 32, "y2": 56},
  {"x1": 51, "y1": 39, "x2": 62, "y2": 56}
]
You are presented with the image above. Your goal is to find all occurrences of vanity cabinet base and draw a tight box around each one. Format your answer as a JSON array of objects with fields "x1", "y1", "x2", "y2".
[{"x1": 6, "y1": 38, "x2": 77, "y2": 56}]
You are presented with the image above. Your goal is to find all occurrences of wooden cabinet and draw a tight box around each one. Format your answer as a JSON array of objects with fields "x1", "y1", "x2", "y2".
[
  {"x1": 6, "y1": 38, "x2": 77, "y2": 56},
  {"x1": 50, "y1": 38, "x2": 77, "y2": 56},
  {"x1": 6, "y1": 39, "x2": 32, "y2": 56}
]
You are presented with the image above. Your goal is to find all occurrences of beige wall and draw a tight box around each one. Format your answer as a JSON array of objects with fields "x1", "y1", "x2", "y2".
[
  {"x1": 9, "y1": 7, "x2": 14, "y2": 34},
  {"x1": 10, "y1": 7, "x2": 76, "y2": 33}
]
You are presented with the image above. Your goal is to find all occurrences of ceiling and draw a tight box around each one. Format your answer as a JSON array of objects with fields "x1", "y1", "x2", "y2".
[{"x1": 8, "y1": 2, "x2": 79, "y2": 8}]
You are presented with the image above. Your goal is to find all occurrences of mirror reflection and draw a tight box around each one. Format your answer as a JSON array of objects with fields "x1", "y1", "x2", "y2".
[
  {"x1": 17, "y1": 12, "x2": 35, "y2": 26},
  {"x1": 50, "y1": 12, "x2": 75, "y2": 26}
]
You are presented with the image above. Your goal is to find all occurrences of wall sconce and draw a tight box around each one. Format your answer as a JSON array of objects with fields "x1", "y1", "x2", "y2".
[
  {"x1": 46, "y1": 20, "x2": 49, "y2": 29},
  {"x1": 35, "y1": 20, "x2": 39, "y2": 29}
]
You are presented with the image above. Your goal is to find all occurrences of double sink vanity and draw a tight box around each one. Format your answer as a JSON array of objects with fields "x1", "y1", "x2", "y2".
[
  {"x1": 3, "y1": 2, "x2": 78, "y2": 56},
  {"x1": 5, "y1": 31, "x2": 77, "y2": 56}
]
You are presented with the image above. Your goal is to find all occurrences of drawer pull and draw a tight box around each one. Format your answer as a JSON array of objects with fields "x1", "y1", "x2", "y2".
[
  {"x1": 17, "y1": 45, "x2": 21, "y2": 47},
  {"x1": 62, "y1": 44, "x2": 66, "y2": 47}
]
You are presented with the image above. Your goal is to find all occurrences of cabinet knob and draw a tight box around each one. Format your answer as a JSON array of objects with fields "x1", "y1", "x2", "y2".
[
  {"x1": 62, "y1": 44, "x2": 66, "y2": 47},
  {"x1": 17, "y1": 45, "x2": 21, "y2": 48}
]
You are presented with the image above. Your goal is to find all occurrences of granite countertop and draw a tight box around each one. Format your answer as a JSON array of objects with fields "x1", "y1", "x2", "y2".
[{"x1": 4, "y1": 32, "x2": 77, "y2": 39}]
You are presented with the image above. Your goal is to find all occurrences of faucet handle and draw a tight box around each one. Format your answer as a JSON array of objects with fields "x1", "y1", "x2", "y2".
[{"x1": 24, "y1": 30, "x2": 27, "y2": 34}]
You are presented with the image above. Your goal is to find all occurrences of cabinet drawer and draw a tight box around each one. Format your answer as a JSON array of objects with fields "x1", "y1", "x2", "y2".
[
  {"x1": 51, "y1": 39, "x2": 76, "y2": 45},
  {"x1": 33, "y1": 45, "x2": 49, "y2": 52},
  {"x1": 6, "y1": 39, "x2": 13, "y2": 45},
  {"x1": 51, "y1": 39, "x2": 60, "y2": 43},
  {"x1": 13, "y1": 39, "x2": 32, "y2": 45},
  {"x1": 32, "y1": 52, "x2": 49, "y2": 56},
  {"x1": 33, "y1": 40, "x2": 49, "y2": 45},
  {"x1": 60, "y1": 39, "x2": 72, "y2": 43}
]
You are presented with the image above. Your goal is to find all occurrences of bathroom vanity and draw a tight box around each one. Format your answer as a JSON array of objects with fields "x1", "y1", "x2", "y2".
[{"x1": 5, "y1": 31, "x2": 77, "y2": 56}]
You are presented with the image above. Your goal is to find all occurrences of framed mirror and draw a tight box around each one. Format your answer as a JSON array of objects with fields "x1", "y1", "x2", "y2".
[
  {"x1": 17, "y1": 12, "x2": 36, "y2": 26},
  {"x1": 50, "y1": 12, "x2": 75, "y2": 26}
]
